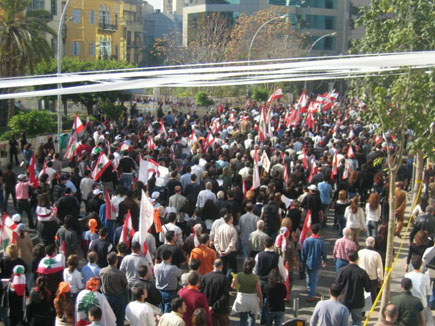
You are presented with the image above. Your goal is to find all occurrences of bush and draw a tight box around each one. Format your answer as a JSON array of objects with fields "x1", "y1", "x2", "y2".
[
  {"x1": 4, "y1": 110, "x2": 56, "y2": 139},
  {"x1": 195, "y1": 91, "x2": 214, "y2": 106},
  {"x1": 99, "y1": 99, "x2": 123, "y2": 120},
  {"x1": 252, "y1": 87, "x2": 269, "y2": 102}
]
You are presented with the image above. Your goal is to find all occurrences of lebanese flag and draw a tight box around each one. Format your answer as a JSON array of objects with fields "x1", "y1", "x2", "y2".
[
  {"x1": 11, "y1": 265, "x2": 26, "y2": 296},
  {"x1": 259, "y1": 105, "x2": 267, "y2": 142},
  {"x1": 147, "y1": 136, "x2": 155, "y2": 150},
  {"x1": 147, "y1": 158, "x2": 160, "y2": 177},
  {"x1": 290, "y1": 108, "x2": 301, "y2": 126},
  {"x1": 148, "y1": 122, "x2": 154, "y2": 134},
  {"x1": 342, "y1": 159, "x2": 350, "y2": 180},
  {"x1": 204, "y1": 133, "x2": 215, "y2": 152},
  {"x1": 302, "y1": 147, "x2": 308, "y2": 170},
  {"x1": 331, "y1": 152, "x2": 338, "y2": 180},
  {"x1": 375, "y1": 134, "x2": 383, "y2": 145},
  {"x1": 28, "y1": 153, "x2": 39, "y2": 189},
  {"x1": 284, "y1": 164, "x2": 289, "y2": 183},
  {"x1": 211, "y1": 119, "x2": 221, "y2": 135},
  {"x1": 298, "y1": 90, "x2": 309, "y2": 112},
  {"x1": 64, "y1": 132, "x2": 78, "y2": 161},
  {"x1": 92, "y1": 153, "x2": 111, "y2": 181},
  {"x1": 251, "y1": 149, "x2": 260, "y2": 190},
  {"x1": 189, "y1": 130, "x2": 198, "y2": 143},
  {"x1": 139, "y1": 190, "x2": 155, "y2": 264},
  {"x1": 267, "y1": 88, "x2": 283, "y2": 105},
  {"x1": 306, "y1": 111, "x2": 315, "y2": 130},
  {"x1": 74, "y1": 114, "x2": 85, "y2": 134},
  {"x1": 347, "y1": 145, "x2": 355, "y2": 158},
  {"x1": 242, "y1": 179, "x2": 247, "y2": 199},
  {"x1": 119, "y1": 142, "x2": 131, "y2": 153},
  {"x1": 307, "y1": 159, "x2": 317, "y2": 183},
  {"x1": 120, "y1": 210, "x2": 135, "y2": 247},
  {"x1": 348, "y1": 128, "x2": 355, "y2": 140},
  {"x1": 104, "y1": 189, "x2": 116, "y2": 221},
  {"x1": 159, "y1": 121, "x2": 167, "y2": 139},
  {"x1": 1, "y1": 213, "x2": 17, "y2": 250},
  {"x1": 37, "y1": 253, "x2": 65, "y2": 274},
  {"x1": 299, "y1": 210, "x2": 312, "y2": 248}
]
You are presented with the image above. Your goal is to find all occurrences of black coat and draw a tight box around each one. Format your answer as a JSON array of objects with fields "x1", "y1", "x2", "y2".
[{"x1": 199, "y1": 270, "x2": 230, "y2": 314}]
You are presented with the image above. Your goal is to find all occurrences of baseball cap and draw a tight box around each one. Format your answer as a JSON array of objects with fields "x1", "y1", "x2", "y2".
[
  {"x1": 151, "y1": 191, "x2": 160, "y2": 199},
  {"x1": 93, "y1": 189, "x2": 103, "y2": 196},
  {"x1": 12, "y1": 214, "x2": 21, "y2": 223},
  {"x1": 307, "y1": 185, "x2": 317, "y2": 191}
]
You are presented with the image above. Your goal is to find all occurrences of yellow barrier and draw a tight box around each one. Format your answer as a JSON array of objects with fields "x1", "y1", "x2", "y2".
[{"x1": 362, "y1": 181, "x2": 424, "y2": 325}]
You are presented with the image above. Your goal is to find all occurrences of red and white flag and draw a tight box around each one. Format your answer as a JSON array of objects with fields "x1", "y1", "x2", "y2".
[
  {"x1": 307, "y1": 159, "x2": 317, "y2": 183},
  {"x1": 64, "y1": 132, "x2": 78, "y2": 161},
  {"x1": 148, "y1": 122, "x2": 154, "y2": 134},
  {"x1": 120, "y1": 210, "x2": 135, "y2": 247},
  {"x1": 284, "y1": 164, "x2": 289, "y2": 183},
  {"x1": 251, "y1": 148, "x2": 260, "y2": 190},
  {"x1": 1, "y1": 213, "x2": 17, "y2": 250},
  {"x1": 302, "y1": 147, "x2": 308, "y2": 170},
  {"x1": 331, "y1": 152, "x2": 338, "y2": 180},
  {"x1": 139, "y1": 190, "x2": 154, "y2": 259},
  {"x1": 104, "y1": 189, "x2": 116, "y2": 221},
  {"x1": 28, "y1": 153, "x2": 39, "y2": 189},
  {"x1": 347, "y1": 145, "x2": 355, "y2": 158},
  {"x1": 189, "y1": 130, "x2": 198, "y2": 143},
  {"x1": 299, "y1": 210, "x2": 312, "y2": 248},
  {"x1": 147, "y1": 159, "x2": 160, "y2": 177},
  {"x1": 92, "y1": 153, "x2": 111, "y2": 181},
  {"x1": 74, "y1": 114, "x2": 85, "y2": 134},
  {"x1": 298, "y1": 90, "x2": 309, "y2": 112},
  {"x1": 306, "y1": 112, "x2": 316, "y2": 130},
  {"x1": 267, "y1": 88, "x2": 283, "y2": 105},
  {"x1": 147, "y1": 136, "x2": 155, "y2": 150},
  {"x1": 259, "y1": 105, "x2": 268, "y2": 142},
  {"x1": 204, "y1": 133, "x2": 215, "y2": 152},
  {"x1": 242, "y1": 179, "x2": 247, "y2": 199},
  {"x1": 159, "y1": 121, "x2": 167, "y2": 139},
  {"x1": 211, "y1": 119, "x2": 221, "y2": 135},
  {"x1": 342, "y1": 159, "x2": 350, "y2": 180},
  {"x1": 11, "y1": 265, "x2": 26, "y2": 296},
  {"x1": 119, "y1": 142, "x2": 131, "y2": 153}
]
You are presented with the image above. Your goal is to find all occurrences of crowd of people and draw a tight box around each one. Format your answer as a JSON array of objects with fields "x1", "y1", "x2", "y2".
[{"x1": 0, "y1": 93, "x2": 434, "y2": 326}]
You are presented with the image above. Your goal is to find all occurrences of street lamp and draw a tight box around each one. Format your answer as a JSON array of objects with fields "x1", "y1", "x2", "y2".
[
  {"x1": 56, "y1": 0, "x2": 73, "y2": 152},
  {"x1": 304, "y1": 31, "x2": 336, "y2": 91}
]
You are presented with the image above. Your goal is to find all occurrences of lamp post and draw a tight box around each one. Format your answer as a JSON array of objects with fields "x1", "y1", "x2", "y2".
[
  {"x1": 56, "y1": 0, "x2": 73, "y2": 153},
  {"x1": 304, "y1": 31, "x2": 336, "y2": 91}
]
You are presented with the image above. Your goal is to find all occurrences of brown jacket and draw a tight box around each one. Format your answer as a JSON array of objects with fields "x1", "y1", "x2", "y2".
[{"x1": 395, "y1": 189, "x2": 406, "y2": 219}]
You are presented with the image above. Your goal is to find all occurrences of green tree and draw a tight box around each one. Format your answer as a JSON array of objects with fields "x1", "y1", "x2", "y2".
[
  {"x1": 0, "y1": 0, "x2": 55, "y2": 121},
  {"x1": 1, "y1": 110, "x2": 57, "y2": 140},
  {"x1": 252, "y1": 87, "x2": 268, "y2": 102},
  {"x1": 195, "y1": 91, "x2": 214, "y2": 107},
  {"x1": 35, "y1": 57, "x2": 134, "y2": 115},
  {"x1": 351, "y1": 1, "x2": 435, "y2": 321}
]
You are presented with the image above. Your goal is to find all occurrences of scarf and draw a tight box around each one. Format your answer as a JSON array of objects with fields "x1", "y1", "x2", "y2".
[
  {"x1": 88, "y1": 219, "x2": 98, "y2": 234},
  {"x1": 275, "y1": 227, "x2": 290, "y2": 253},
  {"x1": 11, "y1": 265, "x2": 26, "y2": 296},
  {"x1": 192, "y1": 224, "x2": 202, "y2": 247},
  {"x1": 86, "y1": 277, "x2": 100, "y2": 292}
]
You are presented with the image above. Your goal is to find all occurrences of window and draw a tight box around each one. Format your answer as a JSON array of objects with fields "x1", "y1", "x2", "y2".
[
  {"x1": 51, "y1": 0, "x2": 57, "y2": 15},
  {"x1": 310, "y1": 35, "x2": 335, "y2": 51},
  {"x1": 99, "y1": 37, "x2": 111, "y2": 58},
  {"x1": 31, "y1": 0, "x2": 45, "y2": 10},
  {"x1": 269, "y1": 0, "x2": 286, "y2": 4},
  {"x1": 89, "y1": 11, "x2": 96, "y2": 24},
  {"x1": 114, "y1": 14, "x2": 118, "y2": 27},
  {"x1": 89, "y1": 42, "x2": 96, "y2": 56},
  {"x1": 71, "y1": 42, "x2": 80, "y2": 56},
  {"x1": 72, "y1": 9, "x2": 81, "y2": 24},
  {"x1": 99, "y1": 5, "x2": 110, "y2": 26},
  {"x1": 302, "y1": 15, "x2": 336, "y2": 30}
]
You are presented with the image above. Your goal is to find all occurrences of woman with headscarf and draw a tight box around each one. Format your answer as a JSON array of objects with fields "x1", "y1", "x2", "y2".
[
  {"x1": 75, "y1": 277, "x2": 116, "y2": 326},
  {"x1": 8, "y1": 265, "x2": 27, "y2": 326},
  {"x1": 27, "y1": 276, "x2": 55, "y2": 326},
  {"x1": 54, "y1": 282, "x2": 75, "y2": 326},
  {"x1": 82, "y1": 219, "x2": 99, "y2": 255}
]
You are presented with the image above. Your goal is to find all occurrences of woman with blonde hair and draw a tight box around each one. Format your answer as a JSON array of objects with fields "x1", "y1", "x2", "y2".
[
  {"x1": 344, "y1": 196, "x2": 366, "y2": 246},
  {"x1": 365, "y1": 192, "x2": 381, "y2": 237},
  {"x1": 0, "y1": 244, "x2": 26, "y2": 279}
]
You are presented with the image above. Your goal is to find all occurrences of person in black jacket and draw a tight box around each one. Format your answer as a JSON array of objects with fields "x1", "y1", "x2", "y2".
[
  {"x1": 56, "y1": 187, "x2": 80, "y2": 223},
  {"x1": 335, "y1": 250, "x2": 371, "y2": 326},
  {"x1": 409, "y1": 206, "x2": 435, "y2": 243},
  {"x1": 128, "y1": 265, "x2": 162, "y2": 307},
  {"x1": 89, "y1": 228, "x2": 115, "y2": 268},
  {"x1": 199, "y1": 259, "x2": 230, "y2": 326}
]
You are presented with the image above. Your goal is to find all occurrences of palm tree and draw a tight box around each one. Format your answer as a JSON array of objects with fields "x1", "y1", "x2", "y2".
[{"x1": 0, "y1": 0, "x2": 56, "y2": 121}]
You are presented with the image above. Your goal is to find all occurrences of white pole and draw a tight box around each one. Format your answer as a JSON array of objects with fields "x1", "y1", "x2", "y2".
[{"x1": 57, "y1": 0, "x2": 72, "y2": 153}]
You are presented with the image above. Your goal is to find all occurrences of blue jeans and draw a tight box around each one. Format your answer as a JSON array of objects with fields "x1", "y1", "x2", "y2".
[
  {"x1": 266, "y1": 311, "x2": 285, "y2": 326},
  {"x1": 336, "y1": 258, "x2": 349, "y2": 272},
  {"x1": 105, "y1": 294, "x2": 127, "y2": 326},
  {"x1": 241, "y1": 239, "x2": 249, "y2": 261},
  {"x1": 336, "y1": 214, "x2": 345, "y2": 237},
  {"x1": 306, "y1": 268, "x2": 320, "y2": 298},
  {"x1": 366, "y1": 221, "x2": 378, "y2": 237},
  {"x1": 350, "y1": 308, "x2": 363, "y2": 326},
  {"x1": 240, "y1": 312, "x2": 255, "y2": 326},
  {"x1": 0, "y1": 306, "x2": 9, "y2": 326},
  {"x1": 160, "y1": 290, "x2": 177, "y2": 313}
]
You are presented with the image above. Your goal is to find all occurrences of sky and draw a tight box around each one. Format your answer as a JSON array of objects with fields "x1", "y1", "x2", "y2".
[{"x1": 146, "y1": 0, "x2": 162, "y2": 10}]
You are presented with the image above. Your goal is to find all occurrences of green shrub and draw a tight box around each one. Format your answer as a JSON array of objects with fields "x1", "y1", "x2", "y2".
[
  {"x1": 6, "y1": 110, "x2": 56, "y2": 139},
  {"x1": 252, "y1": 87, "x2": 269, "y2": 102},
  {"x1": 195, "y1": 91, "x2": 214, "y2": 106},
  {"x1": 99, "y1": 99, "x2": 123, "y2": 120}
]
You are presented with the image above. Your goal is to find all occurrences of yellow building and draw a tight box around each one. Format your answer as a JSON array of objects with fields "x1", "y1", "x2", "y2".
[{"x1": 63, "y1": 0, "x2": 145, "y2": 64}]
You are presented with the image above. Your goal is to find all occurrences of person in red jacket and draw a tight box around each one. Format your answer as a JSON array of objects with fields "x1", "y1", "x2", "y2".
[{"x1": 178, "y1": 272, "x2": 212, "y2": 326}]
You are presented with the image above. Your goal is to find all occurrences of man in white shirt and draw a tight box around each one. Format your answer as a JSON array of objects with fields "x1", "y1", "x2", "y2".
[
  {"x1": 358, "y1": 237, "x2": 383, "y2": 302},
  {"x1": 80, "y1": 170, "x2": 94, "y2": 206},
  {"x1": 39, "y1": 160, "x2": 57, "y2": 185},
  {"x1": 405, "y1": 255, "x2": 433, "y2": 325},
  {"x1": 196, "y1": 182, "x2": 216, "y2": 209},
  {"x1": 159, "y1": 213, "x2": 183, "y2": 247},
  {"x1": 125, "y1": 287, "x2": 157, "y2": 326},
  {"x1": 214, "y1": 214, "x2": 238, "y2": 278},
  {"x1": 158, "y1": 298, "x2": 186, "y2": 326}
]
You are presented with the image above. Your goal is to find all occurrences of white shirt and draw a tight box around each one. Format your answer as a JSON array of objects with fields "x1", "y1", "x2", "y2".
[
  {"x1": 405, "y1": 271, "x2": 431, "y2": 307},
  {"x1": 214, "y1": 223, "x2": 238, "y2": 254},
  {"x1": 125, "y1": 301, "x2": 156, "y2": 326},
  {"x1": 210, "y1": 217, "x2": 225, "y2": 240},
  {"x1": 39, "y1": 167, "x2": 57, "y2": 184},
  {"x1": 365, "y1": 203, "x2": 381, "y2": 223},
  {"x1": 63, "y1": 269, "x2": 84, "y2": 294},
  {"x1": 345, "y1": 207, "x2": 365, "y2": 229},
  {"x1": 159, "y1": 223, "x2": 183, "y2": 247},
  {"x1": 196, "y1": 189, "x2": 216, "y2": 208},
  {"x1": 80, "y1": 177, "x2": 94, "y2": 200},
  {"x1": 358, "y1": 248, "x2": 383, "y2": 281}
]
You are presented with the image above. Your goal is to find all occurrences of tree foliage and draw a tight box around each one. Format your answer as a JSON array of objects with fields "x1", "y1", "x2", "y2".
[
  {"x1": 2, "y1": 110, "x2": 57, "y2": 140},
  {"x1": 225, "y1": 6, "x2": 308, "y2": 61},
  {"x1": 153, "y1": 12, "x2": 232, "y2": 65},
  {"x1": 35, "y1": 58, "x2": 134, "y2": 115},
  {"x1": 252, "y1": 87, "x2": 269, "y2": 102},
  {"x1": 195, "y1": 91, "x2": 214, "y2": 107}
]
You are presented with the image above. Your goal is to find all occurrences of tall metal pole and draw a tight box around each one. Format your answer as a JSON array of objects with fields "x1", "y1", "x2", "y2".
[
  {"x1": 57, "y1": 0, "x2": 72, "y2": 153},
  {"x1": 303, "y1": 32, "x2": 336, "y2": 91}
]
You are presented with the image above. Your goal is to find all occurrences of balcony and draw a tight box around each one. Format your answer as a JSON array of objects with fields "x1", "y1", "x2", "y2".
[{"x1": 98, "y1": 23, "x2": 118, "y2": 33}]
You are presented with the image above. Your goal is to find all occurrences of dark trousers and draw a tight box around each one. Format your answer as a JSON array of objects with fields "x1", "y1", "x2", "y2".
[
  {"x1": 9, "y1": 151, "x2": 19, "y2": 165},
  {"x1": 105, "y1": 294, "x2": 127, "y2": 326},
  {"x1": 222, "y1": 251, "x2": 237, "y2": 281},
  {"x1": 370, "y1": 279, "x2": 379, "y2": 302},
  {"x1": 17, "y1": 199, "x2": 34, "y2": 228},
  {"x1": 212, "y1": 312, "x2": 230, "y2": 326},
  {"x1": 3, "y1": 187, "x2": 17, "y2": 212}
]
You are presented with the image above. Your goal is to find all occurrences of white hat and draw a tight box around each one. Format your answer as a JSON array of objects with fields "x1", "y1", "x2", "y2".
[
  {"x1": 93, "y1": 189, "x2": 103, "y2": 196},
  {"x1": 12, "y1": 214, "x2": 21, "y2": 223},
  {"x1": 115, "y1": 135, "x2": 122, "y2": 141},
  {"x1": 307, "y1": 185, "x2": 317, "y2": 191},
  {"x1": 151, "y1": 191, "x2": 160, "y2": 199},
  {"x1": 17, "y1": 174, "x2": 26, "y2": 180}
]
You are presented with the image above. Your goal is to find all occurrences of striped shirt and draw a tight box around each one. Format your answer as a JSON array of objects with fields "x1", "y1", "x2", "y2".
[{"x1": 333, "y1": 237, "x2": 357, "y2": 261}]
